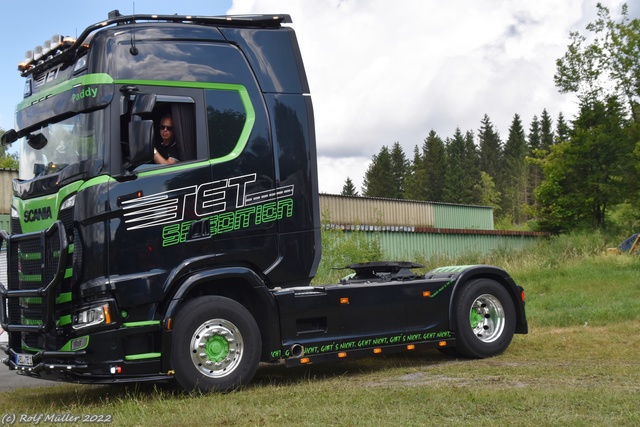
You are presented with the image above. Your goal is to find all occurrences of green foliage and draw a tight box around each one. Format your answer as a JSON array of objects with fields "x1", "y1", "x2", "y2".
[
  {"x1": 555, "y1": 112, "x2": 570, "y2": 144},
  {"x1": 403, "y1": 145, "x2": 426, "y2": 200},
  {"x1": 501, "y1": 114, "x2": 528, "y2": 222},
  {"x1": 474, "y1": 171, "x2": 501, "y2": 212},
  {"x1": 534, "y1": 97, "x2": 632, "y2": 231},
  {"x1": 477, "y1": 114, "x2": 502, "y2": 182},
  {"x1": 362, "y1": 145, "x2": 395, "y2": 198},
  {"x1": 312, "y1": 210, "x2": 383, "y2": 284},
  {"x1": 388, "y1": 142, "x2": 408, "y2": 199},
  {"x1": 555, "y1": 3, "x2": 640, "y2": 117},
  {"x1": 404, "y1": 131, "x2": 449, "y2": 202},
  {"x1": 0, "y1": 129, "x2": 19, "y2": 169}
]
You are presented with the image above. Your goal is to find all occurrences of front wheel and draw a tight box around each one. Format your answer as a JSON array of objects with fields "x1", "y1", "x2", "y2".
[
  {"x1": 452, "y1": 278, "x2": 516, "y2": 359},
  {"x1": 171, "y1": 296, "x2": 261, "y2": 393}
]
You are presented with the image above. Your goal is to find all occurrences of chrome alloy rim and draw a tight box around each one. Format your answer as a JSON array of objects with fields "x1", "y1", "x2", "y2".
[
  {"x1": 190, "y1": 319, "x2": 244, "y2": 378},
  {"x1": 469, "y1": 294, "x2": 505, "y2": 343}
]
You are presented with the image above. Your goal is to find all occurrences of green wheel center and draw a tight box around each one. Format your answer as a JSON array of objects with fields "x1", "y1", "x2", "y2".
[
  {"x1": 206, "y1": 335, "x2": 229, "y2": 362},
  {"x1": 470, "y1": 310, "x2": 484, "y2": 328}
]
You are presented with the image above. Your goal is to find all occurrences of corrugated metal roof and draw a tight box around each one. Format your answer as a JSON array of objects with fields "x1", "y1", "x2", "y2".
[{"x1": 320, "y1": 194, "x2": 494, "y2": 230}]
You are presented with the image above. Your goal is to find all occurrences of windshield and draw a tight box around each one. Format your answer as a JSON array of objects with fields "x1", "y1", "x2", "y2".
[{"x1": 18, "y1": 111, "x2": 104, "y2": 181}]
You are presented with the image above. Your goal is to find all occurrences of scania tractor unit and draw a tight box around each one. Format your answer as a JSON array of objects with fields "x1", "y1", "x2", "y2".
[{"x1": 0, "y1": 11, "x2": 527, "y2": 392}]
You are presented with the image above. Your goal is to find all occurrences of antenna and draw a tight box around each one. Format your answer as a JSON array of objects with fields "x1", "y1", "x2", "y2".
[{"x1": 129, "y1": 2, "x2": 138, "y2": 55}]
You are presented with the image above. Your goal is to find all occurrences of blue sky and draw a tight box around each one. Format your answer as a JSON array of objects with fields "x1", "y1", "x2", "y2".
[{"x1": 0, "y1": 0, "x2": 637, "y2": 193}]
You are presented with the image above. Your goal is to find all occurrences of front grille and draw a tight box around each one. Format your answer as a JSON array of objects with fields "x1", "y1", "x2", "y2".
[
  {"x1": 1, "y1": 222, "x2": 68, "y2": 351},
  {"x1": 59, "y1": 207, "x2": 74, "y2": 242},
  {"x1": 11, "y1": 217, "x2": 22, "y2": 234}
]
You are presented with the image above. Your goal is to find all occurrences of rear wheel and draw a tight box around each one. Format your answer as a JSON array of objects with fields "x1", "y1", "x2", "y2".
[
  {"x1": 453, "y1": 278, "x2": 515, "y2": 359},
  {"x1": 171, "y1": 296, "x2": 261, "y2": 393}
]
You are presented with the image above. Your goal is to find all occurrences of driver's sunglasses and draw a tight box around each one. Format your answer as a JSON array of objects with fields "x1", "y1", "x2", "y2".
[{"x1": 160, "y1": 125, "x2": 173, "y2": 131}]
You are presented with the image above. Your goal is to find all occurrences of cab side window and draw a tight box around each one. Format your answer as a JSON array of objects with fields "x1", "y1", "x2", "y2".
[
  {"x1": 151, "y1": 101, "x2": 197, "y2": 162},
  {"x1": 205, "y1": 90, "x2": 247, "y2": 159}
]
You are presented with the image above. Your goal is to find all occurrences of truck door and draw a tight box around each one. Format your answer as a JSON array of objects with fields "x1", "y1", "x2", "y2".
[{"x1": 107, "y1": 86, "x2": 213, "y2": 309}]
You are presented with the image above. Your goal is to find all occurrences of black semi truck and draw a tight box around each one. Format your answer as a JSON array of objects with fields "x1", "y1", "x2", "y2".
[{"x1": 0, "y1": 11, "x2": 527, "y2": 393}]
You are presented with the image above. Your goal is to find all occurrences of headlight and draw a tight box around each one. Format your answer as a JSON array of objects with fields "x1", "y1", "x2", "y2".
[
  {"x1": 60, "y1": 194, "x2": 76, "y2": 211},
  {"x1": 10, "y1": 206, "x2": 18, "y2": 219},
  {"x1": 73, "y1": 303, "x2": 112, "y2": 330}
]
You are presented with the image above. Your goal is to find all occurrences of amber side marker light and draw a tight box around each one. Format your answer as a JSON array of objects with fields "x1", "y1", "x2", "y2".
[
  {"x1": 338, "y1": 352, "x2": 347, "y2": 358},
  {"x1": 407, "y1": 344, "x2": 416, "y2": 350},
  {"x1": 300, "y1": 357, "x2": 310, "y2": 364},
  {"x1": 438, "y1": 341, "x2": 447, "y2": 347},
  {"x1": 103, "y1": 304, "x2": 112, "y2": 324},
  {"x1": 373, "y1": 348, "x2": 382, "y2": 354},
  {"x1": 422, "y1": 291, "x2": 431, "y2": 298},
  {"x1": 340, "y1": 297, "x2": 349, "y2": 305}
]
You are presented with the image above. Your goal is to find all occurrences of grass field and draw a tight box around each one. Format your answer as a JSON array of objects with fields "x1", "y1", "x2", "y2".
[{"x1": 1, "y1": 236, "x2": 639, "y2": 426}]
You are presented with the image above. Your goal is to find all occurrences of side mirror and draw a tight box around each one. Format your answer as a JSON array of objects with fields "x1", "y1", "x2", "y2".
[
  {"x1": 127, "y1": 120, "x2": 154, "y2": 170},
  {"x1": 27, "y1": 133, "x2": 48, "y2": 150},
  {"x1": 131, "y1": 93, "x2": 157, "y2": 116},
  {"x1": 1, "y1": 129, "x2": 18, "y2": 145}
]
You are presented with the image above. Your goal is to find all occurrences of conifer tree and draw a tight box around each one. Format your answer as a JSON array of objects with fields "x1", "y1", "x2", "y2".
[
  {"x1": 341, "y1": 177, "x2": 359, "y2": 196},
  {"x1": 555, "y1": 112, "x2": 570, "y2": 144},
  {"x1": 527, "y1": 115, "x2": 542, "y2": 208},
  {"x1": 362, "y1": 145, "x2": 395, "y2": 198},
  {"x1": 404, "y1": 145, "x2": 426, "y2": 200},
  {"x1": 477, "y1": 114, "x2": 502, "y2": 182},
  {"x1": 540, "y1": 109, "x2": 554, "y2": 151},
  {"x1": 444, "y1": 128, "x2": 468, "y2": 204},
  {"x1": 501, "y1": 114, "x2": 528, "y2": 223},
  {"x1": 422, "y1": 130, "x2": 446, "y2": 202},
  {"x1": 462, "y1": 130, "x2": 481, "y2": 205},
  {"x1": 389, "y1": 142, "x2": 408, "y2": 199}
]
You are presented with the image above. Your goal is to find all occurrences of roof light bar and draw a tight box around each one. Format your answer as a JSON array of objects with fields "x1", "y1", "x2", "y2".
[
  {"x1": 17, "y1": 34, "x2": 77, "y2": 73},
  {"x1": 16, "y1": 13, "x2": 291, "y2": 75}
]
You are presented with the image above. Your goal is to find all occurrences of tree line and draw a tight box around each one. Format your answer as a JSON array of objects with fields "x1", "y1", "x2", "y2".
[{"x1": 342, "y1": 3, "x2": 640, "y2": 234}]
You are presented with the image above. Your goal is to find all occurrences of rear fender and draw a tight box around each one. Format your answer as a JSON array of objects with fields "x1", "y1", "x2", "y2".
[{"x1": 426, "y1": 265, "x2": 528, "y2": 334}]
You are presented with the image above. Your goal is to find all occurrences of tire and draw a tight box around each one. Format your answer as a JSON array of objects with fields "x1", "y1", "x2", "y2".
[
  {"x1": 452, "y1": 278, "x2": 516, "y2": 359},
  {"x1": 171, "y1": 296, "x2": 261, "y2": 393}
]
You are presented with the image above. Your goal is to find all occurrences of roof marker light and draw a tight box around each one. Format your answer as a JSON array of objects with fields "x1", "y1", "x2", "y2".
[
  {"x1": 51, "y1": 34, "x2": 63, "y2": 50},
  {"x1": 42, "y1": 40, "x2": 51, "y2": 56},
  {"x1": 33, "y1": 46, "x2": 43, "y2": 61}
]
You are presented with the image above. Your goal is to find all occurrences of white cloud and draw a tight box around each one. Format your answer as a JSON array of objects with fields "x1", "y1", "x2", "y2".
[{"x1": 229, "y1": 0, "x2": 631, "y2": 194}]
